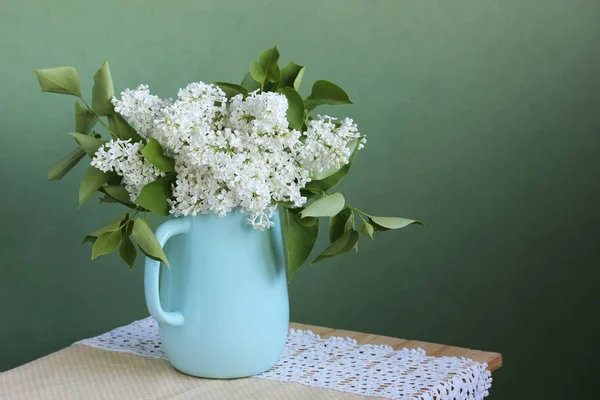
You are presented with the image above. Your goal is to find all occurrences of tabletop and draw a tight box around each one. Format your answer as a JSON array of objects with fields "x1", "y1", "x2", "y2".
[
  {"x1": 0, "y1": 322, "x2": 502, "y2": 400},
  {"x1": 291, "y1": 323, "x2": 503, "y2": 372}
]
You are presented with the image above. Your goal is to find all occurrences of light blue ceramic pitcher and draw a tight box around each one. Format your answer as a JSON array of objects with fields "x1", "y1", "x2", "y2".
[{"x1": 144, "y1": 210, "x2": 289, "y2": 378}]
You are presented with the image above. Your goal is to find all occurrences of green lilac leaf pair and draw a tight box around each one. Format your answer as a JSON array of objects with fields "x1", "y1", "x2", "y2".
[
  {"x1": 250, "y1": 47, "x2": 280, "y2": 88},
  {"x1": 279, "y1": 61, "x2": 305, "y2": 90},
  {"x1": 82, "y1": 216, "x2": 125, "y2": 244},
  {"x1": 86, "y1": 217, "x2": 168, "y2": 268}
]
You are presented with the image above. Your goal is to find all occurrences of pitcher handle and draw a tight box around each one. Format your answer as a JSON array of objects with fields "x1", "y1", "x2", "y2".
[{"x1": 144, "y1": 218, "x2": 191, "y2": 327}]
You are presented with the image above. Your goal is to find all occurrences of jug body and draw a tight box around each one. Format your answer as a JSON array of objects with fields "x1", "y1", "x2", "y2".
[{"x1": 144, "y1": 211, "x2": 289, "y2": 378}]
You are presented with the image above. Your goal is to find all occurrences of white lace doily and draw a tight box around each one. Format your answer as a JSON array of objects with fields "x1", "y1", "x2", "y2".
[{"x1": 76, "y1": 317, "x2": 491, "y2": 400}]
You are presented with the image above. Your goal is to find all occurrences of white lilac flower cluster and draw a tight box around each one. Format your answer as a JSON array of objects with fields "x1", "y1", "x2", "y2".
[
  {"x1": 92, "y1": 82, "x2": 364, "y2": 229},
  {"x1": 91, "y1": 139, "x2": 165, "y2": 201},
  {"x1": 299, "y1": 116, "x2": 364, "y2": 173}
]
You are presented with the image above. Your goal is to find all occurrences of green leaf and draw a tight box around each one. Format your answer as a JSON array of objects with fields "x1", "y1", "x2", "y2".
[
  {"x1": 311, "y1": 139, "x2": 359, "y2": 181},
  {"x1": 47, "y1": 147, "x2": 86, "y2": 181},
  {"x1": 75, "y1": 101, "x2": 96, "y2": 134},
  {"x1": 345, "y1": 211, "x2": 355, "y2": 231},
  {"x1": 250, "y1": 47, "x2": 280, "y2": 87},
  {"x1": 279, "y1": 61, "x2": 305, "y2": 90},
  {"x1": 87, "y1": 216, "x2": 126, "y2": 238},
  {"x1": 135, "y1": 173, "x2": 175, "y2": 216},
  {"x1": 358, "y1": 221, "x2": 375, "y2": 240},
  {"x1": 306, "y1": 138, "x2": 360, "y2": 191},
  {"x1": 282, "y1": 207, "x2": 319, "y2": 281},
  {"x1": 99, "y1": 195, "x2": 119, "y2": 204},
  {"x1": 82, "y1": 235, "x2": 97, "y2": 244},
  {"x1": 91, "y1": 61, "x2": 114, "y2": 116},
  {"x1": 68, "y1": 132, "x2": 104, "y2": 157},
  {"x1": 107, "y1": 174, "x2": 122, "y2": 186},
  {"x1": 298, "y1": 216, "x2": 318, "y2": 227},
  {"x1": 33, "y1": 66, "x2": 82, "y2": 97},
  {"x1": 276, "y1": 87, "x2": 304, "y2": 130},
  {"x1": 107, "y1": 113, "x2": 141, "y2": 141},
  {"x1": 263, "y1": 81, "x2": 279, "y2": 92},
  {"x1": 369, "y1": 216, "x2": 424, "y2": 231},
  {"x1": 119, "y1": 235, "x2": 137, "y2": 269},
  {"x1": 313, "y1": 229, "x2": 359, "y2": 263},
  {"x1": 102, "y1": 185, "x2": 134, "y2": 205},
  {"x1": 92, "y1": 229, "x2": 122, "y2": 259},
  {"x1": 214, "y1": 82, "x2": 248, "y2": 98},
  {"x1": 329, "y1": 206, "x2": 352, "y2": 243},
  {"x1": 300, "y1": 187, "x2": 320, "y2": 200},
  {"x1": 305, "y1": 80, "x2": 352, "y2": 110},
  {"x1": 300, "y1": 192, "x2": 345, "y2": 218},
  {"x1": 141, "y1": 138, "x2": 175, "y2": 172},
  {"x1": 79, "y1": 167, "x2": 114, "y2": 207},
  {"x1": 240, "y1": 72, "x2": 261, "y2": 92},
  {"x1": 131, "y1": 219, "x2": 170, "y2": 267}
]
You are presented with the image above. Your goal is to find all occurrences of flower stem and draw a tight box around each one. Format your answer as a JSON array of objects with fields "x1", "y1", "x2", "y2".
[{"x1": 79, "y1": 97, "x2": 119, "y2": 139}]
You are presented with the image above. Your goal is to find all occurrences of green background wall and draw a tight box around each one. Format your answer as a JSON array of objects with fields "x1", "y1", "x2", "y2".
[{"x1": 1, "y1": 0, "x2": 598, "y2": 398}]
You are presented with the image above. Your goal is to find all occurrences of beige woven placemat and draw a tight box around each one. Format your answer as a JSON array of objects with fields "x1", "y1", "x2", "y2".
[{"x1": 0, "y1": 344, "x2": 374, "y2": 399}]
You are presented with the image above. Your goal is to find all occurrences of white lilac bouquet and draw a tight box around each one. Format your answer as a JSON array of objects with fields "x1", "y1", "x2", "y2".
[{"x1": 34, "y1": 47, "x2": 422, "y2": 280}]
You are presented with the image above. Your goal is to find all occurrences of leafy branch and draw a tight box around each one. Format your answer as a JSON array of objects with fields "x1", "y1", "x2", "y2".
[
  {"x1": 34, "y1": 62, "x2": 170, "y2": 269},
  {"x1": 289, "y1": 189, "x2": 423, "y2": 271}
]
